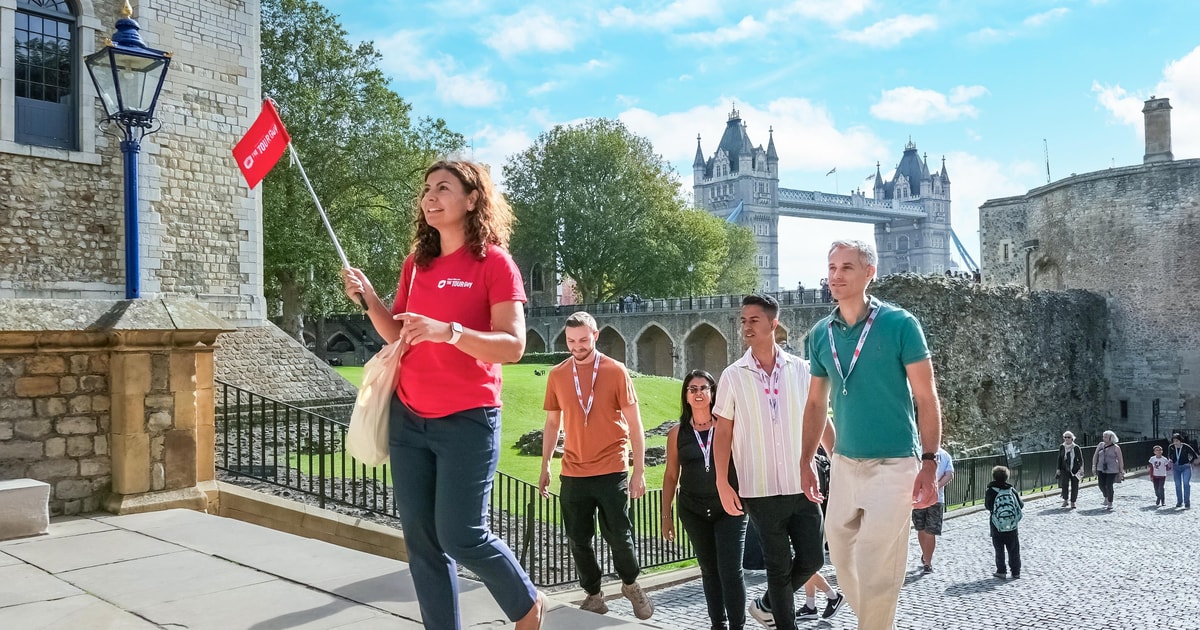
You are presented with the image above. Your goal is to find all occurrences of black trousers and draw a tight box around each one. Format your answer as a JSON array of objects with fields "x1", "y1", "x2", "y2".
[
  {"x1": 1097, "y1": 472, "x2": 1118, "y2": 503},
  {"x1": 560, "y1": 472, "x2": 640, "y2": 595},
  {"x1": 679, "y1": 503, "x2": 748, "y2": 628},
  {"x1": 1059, "y1": 473, "x2": 1079, "y2": 502},
  {"x1": 992, "y1": 530, "x2": 1021, "y2": 575},
  {"x1": 742, "y1": 494, "x2": 824, "y2": 630}
]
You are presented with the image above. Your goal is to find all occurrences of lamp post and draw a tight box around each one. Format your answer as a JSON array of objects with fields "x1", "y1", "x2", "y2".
[{"x1": 84, "y1": 1, "x2": 171, "y2": 299}]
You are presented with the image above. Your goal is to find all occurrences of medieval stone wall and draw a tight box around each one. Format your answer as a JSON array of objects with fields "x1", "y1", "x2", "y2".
[{"x1": 214, "y1": 325, "x2": 358, "y2": 407}]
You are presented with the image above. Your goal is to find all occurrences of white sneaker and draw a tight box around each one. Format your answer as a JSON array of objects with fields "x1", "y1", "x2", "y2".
[
  {"x1": 621, "y1": 581, "x2": 654, "y2": 620},
  {"x1": 749, "y1": 596, "x2": 775, "y2": 629}
]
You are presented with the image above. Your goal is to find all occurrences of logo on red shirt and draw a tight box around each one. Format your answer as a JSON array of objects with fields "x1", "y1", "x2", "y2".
[{"x1": 437, "y1": 278, "x2": 474, "y2": 289}]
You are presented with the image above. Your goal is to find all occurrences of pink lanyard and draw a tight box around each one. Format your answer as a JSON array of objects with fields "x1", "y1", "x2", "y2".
[
  {"x1": 828, "y1": 306, "x2": 878, "y2": 396},
  {"x1": 693, "y1": 427, "x2": 713, "y2": 472},
  {"x1": 572, "y1": 351, "x2": 602, "y2": 425},
  {"x1": 753, "y1": 352, "x2": 782, "y2": 423}
]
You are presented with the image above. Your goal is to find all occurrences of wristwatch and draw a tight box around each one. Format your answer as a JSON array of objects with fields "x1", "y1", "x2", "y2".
[
  {"x1": 448, "y1": 322, "x2": 463, "y2": 345},
  {"x1": 921, "y1": 452, "x2": 937, "y2": 462}
]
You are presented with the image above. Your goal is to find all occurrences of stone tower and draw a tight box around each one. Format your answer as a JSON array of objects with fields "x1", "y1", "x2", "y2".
[
  {"x1": 872, "y1": 141, "x2": 954, "y2": 275},
  {"x1": 692, "y1": 107, "x2": 780, "y2": 290},
  {"x1": 1143, "y1": 97, "x2": 1173, "y2": 163}
]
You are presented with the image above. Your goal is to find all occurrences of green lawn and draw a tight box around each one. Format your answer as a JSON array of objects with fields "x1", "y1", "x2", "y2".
[{"x1": 331, "y1": 364, "x2": 682, "y2": 490}]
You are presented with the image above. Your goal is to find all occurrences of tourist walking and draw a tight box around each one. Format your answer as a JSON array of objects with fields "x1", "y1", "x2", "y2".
[
  {"x1": 800, "y1": 239, "x2": 942, "y2": 630},
  {"x1": 539, "y1": 311, "x2": 654, "y2": 619},
  {"x1": 712, "y1": 294, "x2": 825, "y2": 630},
  {"x1": 340, "y1": 160, "x2": 544, "y2": 629},
  {"x1": 1149, "y1": 445, "x2": 1171, "y2": 507},
  {"x1": 662, "y1": 370, "x2": 748, "y2": 630},
  {"x1": 1167, "y1": 433, "x2": 1198, "y2": 508},
  {"x1": 912, "y1": 447, "x2": 954, "y2": 573},
  {"x1": 1057, "y1": 431, "x2": 1084, "y2": 508},
  {"x1": 985, "y1": 465, "x2": 1024, "y2": 579},
  {"x1": 1093, "y1": 430, "x2": 1124, "y2": 510}
]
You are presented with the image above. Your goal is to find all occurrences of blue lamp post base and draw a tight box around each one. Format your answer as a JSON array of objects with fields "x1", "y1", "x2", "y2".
[{"x1": 121, "y1": 138, "x2": 141, "y2": 299}]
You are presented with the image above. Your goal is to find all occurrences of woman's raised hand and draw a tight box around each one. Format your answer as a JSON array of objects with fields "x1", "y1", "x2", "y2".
[{"x1": 341, "y1": 267, "x2": 374, "y2": 303}]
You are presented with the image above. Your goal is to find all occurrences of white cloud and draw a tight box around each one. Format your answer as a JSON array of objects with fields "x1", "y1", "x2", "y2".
[
  {"x1": 1093, "y1": 45, "x2": 1200, "y2": 158},
  {"x1": 485, "y1": 9, "x2": 577, "y2": 56},
  {"x1": 678, "y1": 16, "x2": 768, "y2": 45},
  {"x1": 374, "y1": 30, "x2": 507, "y2": 108},
  {"x1": 940, "y1": 152, "x2": 1041, "y2": 266},
  {"x1": 616, "y1": 94, "x2": 639, "y2": 107},
  {"x1": 767, "y1": 0, "x2": 872, "y2": 26},
  {"x1": 968, "y1": 7, "x2": 1070, "y2": 45},
  {"x1": 470, "y1": 125, "x2": 536, "y2": 186},
  {"x1": 598, "y1": 0, "x2": 722, "y2": 29},
  {"x1": 1023, "y1": 7, "x2": 1069, "y2": 28},
  {"x1": 837, "y1": 14, "x2": 937, "y2": 48},
  {"x1": 528, "y1": 81, "x2": 561, "y2": 96},
  {"x1": 870, "y1": 85, "x2": 989, "y2": 124}
]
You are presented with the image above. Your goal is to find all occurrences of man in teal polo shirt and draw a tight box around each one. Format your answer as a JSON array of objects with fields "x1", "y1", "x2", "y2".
[{"x1": 799, "y1": 239, "x2": 942, "y2": 630}]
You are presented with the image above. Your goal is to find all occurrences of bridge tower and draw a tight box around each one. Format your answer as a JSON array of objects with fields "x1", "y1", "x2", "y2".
[
  {"x1": 872, "y1": 141, "x2": 954, "y2": 275},
  {"x1": 692, "y1": 106, "x2": 781, "y2": 291}
]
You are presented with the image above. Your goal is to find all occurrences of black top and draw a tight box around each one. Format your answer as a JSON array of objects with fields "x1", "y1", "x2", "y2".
[
  {"x1": 677, "y1": 422, "x2": 737, "y2": 515},
  {"x1": 1169, "y1": 442, "x2": 1199, "y2": 466}
]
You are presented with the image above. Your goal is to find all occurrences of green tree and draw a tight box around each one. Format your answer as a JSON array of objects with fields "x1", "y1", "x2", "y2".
[
  {"x1": 261, "y1": 0, "x2": 463, "y2": 341},
  {"x1": 505, "y1": 118, "x2": 748, "y2": 303},
  {"x1": 715, "y1": 222, "x2": 760, "y2": 294}
]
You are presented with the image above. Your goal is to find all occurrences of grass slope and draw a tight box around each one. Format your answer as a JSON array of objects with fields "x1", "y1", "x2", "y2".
[{"x1": 331, "y1": 364, "x2": 682, "y2": 490}]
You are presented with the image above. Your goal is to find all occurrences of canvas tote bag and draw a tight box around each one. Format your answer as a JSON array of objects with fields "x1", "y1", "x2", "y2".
[{"x1": 345, "y1": 265, "x2": 415, "y2": 466}]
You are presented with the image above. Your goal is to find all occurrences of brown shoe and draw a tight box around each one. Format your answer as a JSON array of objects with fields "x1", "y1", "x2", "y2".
[
  {"x1": 580, "y1": 591, "x2": 608, "y2": 614},
  {"x1": 621, "y1": 581, "x2": 655, "y2": 620},
  {"x1": 515, "y1": 592, "x2": 546, "y2": 630}
]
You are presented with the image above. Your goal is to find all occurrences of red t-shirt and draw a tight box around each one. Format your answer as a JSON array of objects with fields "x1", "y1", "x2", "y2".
[{"x1": 391, "y1": 244, "x2": 526, "y2": 417}]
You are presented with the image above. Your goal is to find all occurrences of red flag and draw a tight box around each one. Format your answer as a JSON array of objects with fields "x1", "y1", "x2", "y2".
[{"x1": 233, "y1": 100, "x2": 291, "y2": 188}]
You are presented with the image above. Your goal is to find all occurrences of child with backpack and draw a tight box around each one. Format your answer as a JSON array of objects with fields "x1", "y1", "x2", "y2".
[{"x1": 985, "y1": 465, "x2": 1024, "y2": 579}]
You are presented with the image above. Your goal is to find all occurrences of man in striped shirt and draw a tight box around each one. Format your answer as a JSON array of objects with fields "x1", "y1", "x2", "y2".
[{"x1": 713, "y1": 294, "x2": 831, "y2": 630}]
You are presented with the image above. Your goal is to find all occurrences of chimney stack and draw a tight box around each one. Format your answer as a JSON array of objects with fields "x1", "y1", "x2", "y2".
[{"x1": 1143, "y1": 96, "x2": 1173, "y2": 164}]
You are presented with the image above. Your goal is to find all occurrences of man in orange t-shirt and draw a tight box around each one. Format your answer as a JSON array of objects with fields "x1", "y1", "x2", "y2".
[{"x1": 539, "y1": 311, "x2": 654, "y2": 620}]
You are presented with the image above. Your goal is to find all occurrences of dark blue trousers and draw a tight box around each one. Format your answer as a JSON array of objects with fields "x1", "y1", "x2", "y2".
[
  {"x1": 679, "y1": 503, "x2": 748, "y2": 628},
  {"x1": 389, "y1": 397, "x2": 536, "y2": 629}
]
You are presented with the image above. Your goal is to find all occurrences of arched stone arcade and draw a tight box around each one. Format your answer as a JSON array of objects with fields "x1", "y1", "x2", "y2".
[
  {"x1": 598, "y1": 326, "x2": 627, "y2": 363},
  {"x1": 684, "y1": 322, "x2": 728, "y2": 378},
  {"x1": 635, "y1": 324, "x2": 675, "y2": 377}
]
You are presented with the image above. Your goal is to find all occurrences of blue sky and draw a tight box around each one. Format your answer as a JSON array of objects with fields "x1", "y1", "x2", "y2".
[{"x1": 320, "y1": 0, "x2": 1199, "y2": 288}]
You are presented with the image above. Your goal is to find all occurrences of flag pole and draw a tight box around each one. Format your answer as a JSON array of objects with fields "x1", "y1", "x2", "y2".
[{"x1": 286, "y1": 140, "x2": 368, "y2": 311}]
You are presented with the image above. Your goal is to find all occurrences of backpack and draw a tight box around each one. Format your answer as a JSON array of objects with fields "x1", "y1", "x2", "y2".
[{"x1": 991, "y1": 486, "x2": 1023, "y2": 532}]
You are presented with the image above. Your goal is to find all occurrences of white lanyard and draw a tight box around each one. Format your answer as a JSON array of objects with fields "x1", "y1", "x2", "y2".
[
  {"x1": 572, "y1": 351, "x2": 602, "y2": 425},
  {"x1": 753, "y1": 352, "x2": 782, "y2": 423},
  {"x1": 828, "y1": 305, "x2": 879, "y2": 396},
  {"x1": 693, "y1": 427, "x2": 713, "y2": 473}
]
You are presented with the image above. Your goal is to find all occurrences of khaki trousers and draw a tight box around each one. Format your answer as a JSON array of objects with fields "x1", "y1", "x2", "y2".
[{"x1": 825, "y1": 454, "x2": 919, "y2": 630}]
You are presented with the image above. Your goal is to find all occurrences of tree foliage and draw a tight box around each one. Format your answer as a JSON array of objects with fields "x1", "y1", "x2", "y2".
[
  {"x1": 260, "y1": 0, "x2": 462, "y2": 340},
  {"x1": 504, "y1": 118, "x2": 757, "y2": 303}
]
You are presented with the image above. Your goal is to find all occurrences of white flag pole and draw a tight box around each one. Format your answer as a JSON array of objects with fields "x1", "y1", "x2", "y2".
[{"x1": 286, "y1": 141, "x2": 367, "y2": 310}]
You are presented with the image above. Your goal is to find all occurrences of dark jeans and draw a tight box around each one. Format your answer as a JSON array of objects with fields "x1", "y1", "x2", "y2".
[
  {"x1": 992, "y1": 530, "x2": 1021, "y2": 575},
  {"x1": 742, "y1": 495, "x2": 824, "y2": 630},
  {"x1": 1097, "y1": 472, "x2": 1118, "y2": 503},
  {"x1": 560, "y1": 472, "x2": 641, "y2": 594},
  {"x1": 388, "y1": 398, "x2": 536, "y2": 629},
  {"x1": 678, "y1": 504, "x2": 748, "y2": 628},
  {"x1": 1059, "y1": 473, "x2": 1079, "y2": 503},
  {"x1": 1152, "y1": 476, "x2": 1167, "y2": 503}
]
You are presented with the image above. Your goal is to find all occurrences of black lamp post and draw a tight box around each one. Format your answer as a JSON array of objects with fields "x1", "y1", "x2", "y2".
[{"x1": 84, "y1": 1, "x2": 171, "y2": 299}]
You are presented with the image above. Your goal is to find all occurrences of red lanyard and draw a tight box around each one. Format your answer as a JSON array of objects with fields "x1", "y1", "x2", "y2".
[
  {"x1": 753, "y1": 351, "x2": 782, "y2": 423},
  {"x1": 572, "y1": 351, "x2": 601, "y2": 425},
  {"x1": 828, "y1": 305, "x2": 878, "y2": 396}
]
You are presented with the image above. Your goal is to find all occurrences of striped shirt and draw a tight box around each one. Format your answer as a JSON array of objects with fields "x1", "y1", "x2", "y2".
[{"x1": 713, "y1": 346, "x2": 811, "y2": 498}]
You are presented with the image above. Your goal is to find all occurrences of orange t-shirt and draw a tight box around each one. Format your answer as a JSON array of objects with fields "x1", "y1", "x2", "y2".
[{"x1": 543, "y1": 353, "x2": 638, "y2": 477}]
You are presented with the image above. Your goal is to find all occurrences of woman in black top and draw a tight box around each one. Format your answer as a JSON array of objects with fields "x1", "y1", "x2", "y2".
[
  {"x1": 1168, "y1": 433, "x2": 1198, "y2": 508},
  {"x1": 1056, "y1": 431, "x2": 1084, "y2": 509},
  {"x1": 662, "y1": 370, "x2": 748, "y2": 630}
]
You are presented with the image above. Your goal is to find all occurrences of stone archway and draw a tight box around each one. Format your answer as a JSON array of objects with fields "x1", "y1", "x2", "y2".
[
  {"x1": 326, "y1": 332, "x2": 355, "y2": 353},
  {"x1": 598, "y1": 326, "x2": 627, "y2": 363},
  {"x1": 554, "y1": 329, "x2": 567, "y2": 353},
  {"x1": 636, "y1": 324, "x2": 675, "y2": 377},
  {"x1": 774, "y1": 323, "x2": 793, "y2": 354},
  {"x1": 526, "y1": 329, "x2": 547, "y2": 353},
  {"x1": 685, "y1": 322, "x2": 728, "y2": 378}
]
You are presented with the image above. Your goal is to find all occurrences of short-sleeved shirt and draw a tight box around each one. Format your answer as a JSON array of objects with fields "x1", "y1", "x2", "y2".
[
  {"x1": 806, "y1": 296, "x2": 930, "y2": 459},
  {"x1": 544, "y1": 353, "x2": 638, "y2": 477},
  {"x1": 1149, "y1": 455, "x2": 1170, "y2": 478},
  {"x1": 713, "y1": 346, "x2": 811, "y2": 498},
  {"x1": 935, "y1": 447, "x2": 954, "y2": 503},
  {"x1": 392, "y1": 244, "x2": 525, "y2": 418}
]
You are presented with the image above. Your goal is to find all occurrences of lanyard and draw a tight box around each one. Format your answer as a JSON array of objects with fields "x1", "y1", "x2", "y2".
[
  {"x1": 753, "y1": 351, "x2": 782, "y2": 423},
  {"x1": 572, "y1": 351, "x2": 602, "y2": 425},
  {"x1": 828, "y1": 305, "x2": 879, "y2": 396},
  {"x1": 693, "y1": 427, "x2": 713, "y2": 473}
]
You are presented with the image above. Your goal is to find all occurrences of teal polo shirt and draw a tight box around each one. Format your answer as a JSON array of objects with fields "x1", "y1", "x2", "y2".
[{"x1": 806, "y1": 296, "x2": 930, "y2": 459}]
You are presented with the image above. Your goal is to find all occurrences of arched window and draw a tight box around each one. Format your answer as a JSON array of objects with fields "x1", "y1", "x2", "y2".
[
  {"x1": 897, "y1": 235, "x2": 910, "y2": 253},
  {"x1": 14, "y1": 0, "x2": 77, "y2": 149}
]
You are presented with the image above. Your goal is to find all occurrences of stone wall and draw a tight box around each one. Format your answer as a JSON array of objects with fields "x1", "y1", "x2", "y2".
[
  {"x1": 214, "y1": 324, "x2": 358, "y2": 407},
  {"x1": 978, "y1": 158, "x2": 1200, "y2": 437}
]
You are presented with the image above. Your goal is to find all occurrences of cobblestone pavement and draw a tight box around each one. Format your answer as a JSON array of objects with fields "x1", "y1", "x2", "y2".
[{"x1": 600, "y1": 476, "x2": 1199, "y2": 629}]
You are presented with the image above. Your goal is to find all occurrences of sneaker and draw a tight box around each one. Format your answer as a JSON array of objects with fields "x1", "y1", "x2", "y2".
[
  {"x1": 580, "y1": 592, "x2": 608, "y2": 614},
  {"x1": 1061, "y1": 499, "x2": 1069, "y2": 508},
  {"x1": 993, "y1": 571, "x2": 1006, "y2": 579},
  {"x1": 621, "y1": 581, "x2": 654, "y2": 620},
  {"x1": 749, "y1": 596, "x2": 775, "y2": 629},
  {"x1": 1011, "y1": 573, "x2": 1021, "y2": 579},
  {"x1": 922, "y1": 563, "x2": 933, "y2": 574},
  {"x1": 796, "y1": 604, "x2": 819, "y2": 620},
  {"x1": 822, "y1": 592, "x2": 845, "y2": 619},
  {"x1": 1070, "y1": 502, "x2": 1076, "y2": 509}
]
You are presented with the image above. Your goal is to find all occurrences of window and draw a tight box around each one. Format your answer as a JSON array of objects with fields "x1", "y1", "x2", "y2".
[
  {"x1": 897, "y1": 235, "x2": 909, "y2": 253},
  {"x1": 1119, "y1": 399, "x2": 1129, "y2": 420},
  {"x1": 1001, "y1": 240, "x2": 1013, "y2": 263},
  {"x1": 14, "y1": 0, "x2": 77, "y2": 149}
]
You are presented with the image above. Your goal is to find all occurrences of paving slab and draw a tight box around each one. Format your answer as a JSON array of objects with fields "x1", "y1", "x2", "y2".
[
  {"x1": 0, "y1": 593, "x2": 159, "y2": 629},
  {"x1": 136, "y1": 578, "x2": 385, "y2": 630},
  {"x1": 3, "y1": 528, "x2": 183, "y2": 574},
  {"x1": 59, "y1": 549, "x2": 278, "y2": 609},
  {"x1": 0, "y1": 551, "x2": 19, "y2": 568},
  {"x1": 0, "y1": 563, "x2": 83, "y2": 608}
]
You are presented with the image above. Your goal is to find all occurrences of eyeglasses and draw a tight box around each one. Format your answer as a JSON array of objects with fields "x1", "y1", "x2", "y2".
[
  {"x1": 1063, "y1": 436, "x2": 1073, "y2": 440},
  {"x1": 686, "y1": 386, "x2": 711, "y2": 394}
]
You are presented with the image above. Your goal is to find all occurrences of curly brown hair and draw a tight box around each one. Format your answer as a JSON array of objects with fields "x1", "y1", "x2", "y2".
[{"x1": 412, "y1": 160, "x2": 513, "y2": 268}]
